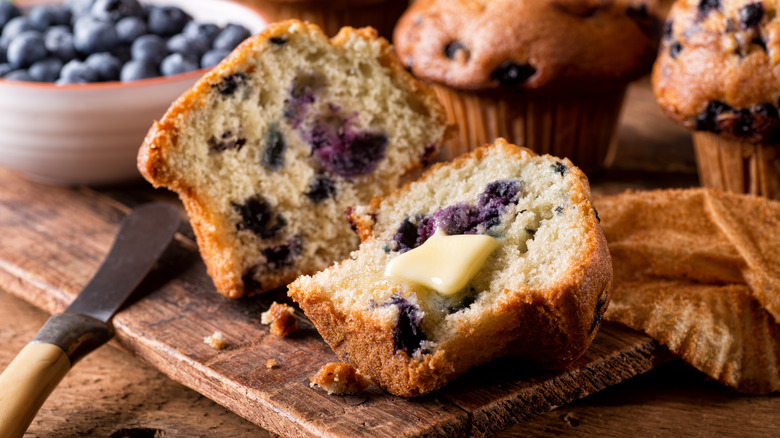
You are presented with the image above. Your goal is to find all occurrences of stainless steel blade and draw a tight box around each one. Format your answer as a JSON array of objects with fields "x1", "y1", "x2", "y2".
[{"x1": 65, "y1": 202, "x2": 181, "y2": 323}]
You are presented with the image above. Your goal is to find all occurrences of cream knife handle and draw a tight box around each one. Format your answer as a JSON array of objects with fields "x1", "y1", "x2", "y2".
[
  {"x1": 0, "y1": 313, "x2": 113, "y2": 438},
  {"x1": 0, "y1": 342, "x2": 71, "y2": 438}
]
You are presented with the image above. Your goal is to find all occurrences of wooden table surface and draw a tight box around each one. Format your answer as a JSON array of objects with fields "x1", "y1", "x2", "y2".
[{"x1": 2, "y1": 79, "x2": 779, "y2": 437}]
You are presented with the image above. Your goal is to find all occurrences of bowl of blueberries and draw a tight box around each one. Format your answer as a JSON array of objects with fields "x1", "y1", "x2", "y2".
[{"x1": 0, "y1": 0, "x2": 267, "y2": 185}]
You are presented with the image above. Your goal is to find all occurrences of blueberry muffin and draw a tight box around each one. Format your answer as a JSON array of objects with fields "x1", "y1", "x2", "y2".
[
  {"x1": 653, "y1": 0, "x2": 780, "y2": 199},
  {"x1": 393, "y1": 0, "x2": 662, "y2": 172},
  {"x1": 138, "y1": 20, "x2": 447, "y2": 298},
  {"x1": 240, "y1": 0, "x2": 408, "y2": 38},
  {"x1": 289, "y1": 139, "x2": 612, "y2": 397}
]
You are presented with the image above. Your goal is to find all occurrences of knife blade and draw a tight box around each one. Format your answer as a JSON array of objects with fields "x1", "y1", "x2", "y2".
[{"x1": 0, "y1": 202, "x2": 181, "y2": 438}]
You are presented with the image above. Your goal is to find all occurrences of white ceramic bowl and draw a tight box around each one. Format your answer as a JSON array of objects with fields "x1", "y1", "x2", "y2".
[{"x1": 0, "y1": 0, "x2": 267, "y2": 186}]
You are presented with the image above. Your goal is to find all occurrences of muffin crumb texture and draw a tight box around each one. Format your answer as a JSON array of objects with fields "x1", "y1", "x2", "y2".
[
  {"x1": 261, "y1": 302, "x2": 298, "y2": 337},
  {"x1": 309, "y1": 362, "x2": 372, "y2": 395}
]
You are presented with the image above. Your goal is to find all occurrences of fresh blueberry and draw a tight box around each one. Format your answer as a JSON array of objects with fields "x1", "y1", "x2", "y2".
[
  {"x1": 57, "y1": 59, "x2": 99, "y2": 84},
  {"x1": 90, "y1": 0, "x2": 143, "y2": 22},
  {"x1": 0, "y1": 2, "x2": 21, "y2": 29},
  {"x1": 27, "y1": 6, "x2": 56, "y2": 32},
  {"x1": 44, "y1": 26, "x2": 77, "y2": 61},
  {"x1": 119, "y1": 59, "x2": 158, "y2": 81},
  {"x1": 66, "y1": 0, "x2": 97, "y2": 19},
  {"x1": 28, "y1": 57, "x2": 63, "y2": 82},
  {"x1": 110, "y1": 42, "x2": 132, "y2": 62},
  {"x1": 183, "y1": 20, "x2": 221, "y2": 47},
  {"x1": 146, "y1": 6, "x2": 191, "y2": 37},
  {"x1": 695, "y1": 100, "x2": 731, "y2": 132},
  {"x1": 160, "y1": 52, "x2": 198, "y2": 76},
  {"x1": 130, "y1": 34, "x2": 167, "y2": 64},
  {"x1": 166, "y1": 33, "x2": 208, "y2": 60},
  {"x1": 48, "y1": 6, "x2": 73, "y2": 26},
  {"x1": 7, "y1": 31, "x2": 47, "y2": 69},
  {"x1": 2, "y1": 17, "x2": 35, "y2": 41},
  {"x1": 0, "y1": 63, "x2": 13, "y2": 77},
  {"x1": 212, "y1": 23, "x2": 250, "y2": 51},
  {"x1": 85, "y1": 52, "x2": 121, "y2": 81},
  {"x1": 0, "y1": 39, "x2": 7, "y2": 63},
  {"x1": 73, "y1": 16, "x2": 119, "y2": 54},
  {"x1": 200, "y1": 48, "x2": 229, "y2": 68},
  {"x1": 3, "y1": 69, "x2": 34, "y2": 81},
  {"x1": 115, "y1": 16, "x2": 147, "y2": 43}
]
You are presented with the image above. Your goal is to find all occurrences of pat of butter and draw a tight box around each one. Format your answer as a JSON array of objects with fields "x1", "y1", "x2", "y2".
[{"x1": 384, "y1": 229, "x2": 499, "y2": 295}]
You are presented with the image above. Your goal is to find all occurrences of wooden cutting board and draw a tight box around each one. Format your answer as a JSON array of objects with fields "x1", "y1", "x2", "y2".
[{"x1": 0, "y1": 167, "x2": 670, "y2": 437}]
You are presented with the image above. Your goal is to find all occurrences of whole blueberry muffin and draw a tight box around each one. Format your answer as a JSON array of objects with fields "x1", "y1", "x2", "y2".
[
  {"x1": 393, "y1": 0, "x2": 662, "y2": 172},
  {"x1": 138, "y1": 20, "x2": 447, "y2": 298},
  {"x1": 239, "y1": 0, "x2": 408, "y2": 38},
  {"x1": 653, "y1": 0, "x2": 780, "y2": 199},
  {"x1": 289, "y1": 139, "x2": 612, "y2": 397}
]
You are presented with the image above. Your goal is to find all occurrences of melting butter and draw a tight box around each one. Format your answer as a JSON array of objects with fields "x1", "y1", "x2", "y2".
[{"x1": 384, "y1": 229, "x2": 499, "y2": 295}]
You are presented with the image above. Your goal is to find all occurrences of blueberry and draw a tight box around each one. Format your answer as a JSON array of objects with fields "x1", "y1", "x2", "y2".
[
  {"x1": 212, "y1": 23, "x2": 250, "y2": 51},
  {"x1": 390, "y1": 218, "x2": 420, "y2": 253},
  {"x1": 160, "y1": 52, "x2": 198, "y2": 76},
  {"x1": 207, "y1": 131, "x2": 246, "y2": 152},
  {"x1": 0, "y1": 39, "x2": 7, "y2": 63},
  {"x1": 444, "y1": 41, "x2": 468, "y2": 61},
  {"x1": 28, "y1": 57, "x2": 63, "y2": 82},
  {"x1": 305, "y1": 175, "x2": 336, "y2": 203},
  {"x1": 57, "y1": 59, "x2": 99, "y2": 84},
  {"x1": 733, "y1": 109, "x2": 754, "y2": 137},
  {"x1": 270, "y1": 36, "x2": 287, "y2": 46},
  {"x1": 7, "y1": 31, "x2": 47, "y2": 69},
  {"x1": 200, "y1": 49, "x2": 230, "y2": 68},
  {"x1": 262, "y1": 237, "x2": 302, "y2": 270},
  {"x1": 262, "y1": 123, "x2": 286, "y2": 170},
  {"x1": 147, "y1": 6, "x2": 191, "y2": 37},
  {"x1": 490, "y1": 61, "x2": 536, "y2": 87},
  {"x1": 552, "y1": 161, "x2": 567, "y2": 175},
  {"x1": 4, "y1": 69, "x2": 34, "y2": 81},
  {"x1": 755, "y1": 103, "x2": 779, "y2": 118},
  {"x1": 48, "y1": 5, "x2": 73, "y2": 26},
  {"x1": 27, "y1": 6, "x2": 56, "y2": 32},
  {"x1": 66, "y1": 0, "x2": 97, "y2": 19},
  {"x1": 212, "y1": 72, "x2": 246, "y2": 95},
  {"x1": 119, "y1": 59, "x2": 158, "y2": 81},
  {"x1": 306, "y1": 112, "x2": 388, "y2": 178},
  {"x1": 0, "y1": 63, "x2": 13, "y2": 77},
  {"x1": 183, "y1": 21, "x2": 221, "y2": 47},
  {"x1": 740, "y1": 3, "x2": 764, "y2": 29},
  {"x1": 695, "y1": 100, "x2": 731, "y2": 132},
  {"x1": 115, "y1": 16, "x2": 147, "y2": 43},
  {"x1": 166, "y1": 33, "x2": 208, "y2": 60},
  {"x1": 130, "y1": 34, "x2": 167, "y2": 64},
  {"x1": 90, "y1": 0, "x2": 143, "y2": 22},
  {"x1": 73, "y1": 17, "x2": 119, "y2": 54},
  {"x1": 44, "y1": 26, "x2": 77, "y2": 61},
  {"x1": 2, "y1": 17, "x2": 35, "y2": 41},
  {"x1": 662, "y1": 20, "x2": 673, "y2": 40},
  {"x1": 85, "y1": 52, "x2": 121, "y2": 81},
  {"x1": 0, "y1": 3, "x2": 21, "y2": 29},
  {"x1": 669, "y1": 41, "x2": 683, "y2": 58},
  {"x1": 110, "y1": 42, "x2": 132, "y2": 62},
  {"x1": 433, "y1": 203, "x2": 480, "y2": 236},
  {"x1": 382, "y1": 293, "x2": 426, "y2": 355},
  {"x1": 233, "y1": 195, "x2": 286, "y2": 239},
  {"x1": 698, "y1": 0, "x2": 720, "y2": 16}
]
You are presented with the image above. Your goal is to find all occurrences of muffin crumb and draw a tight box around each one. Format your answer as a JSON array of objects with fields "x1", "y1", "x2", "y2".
[
  {"x1": 266, "y1": 359, "x2": 280, "y2": 369},
  {"x1": 261, "y1": 302, "x2": 298, "y2": 337},
  {"x1": 309, "y1": 362, "x2": 371, "y2": 395},
  {"x1": 203, "y1": 331, "x2": 227, "y2": 350}
]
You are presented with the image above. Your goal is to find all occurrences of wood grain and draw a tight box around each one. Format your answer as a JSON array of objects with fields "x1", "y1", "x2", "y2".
[{"x1": 0, "y1": 164, "x2": 670, "y2": 437}]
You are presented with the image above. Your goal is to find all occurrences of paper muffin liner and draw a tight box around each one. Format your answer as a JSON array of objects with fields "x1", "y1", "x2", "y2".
[
  {"x1": 693, "y1": 132, "x2": 780, "y2": 200},
  {"x1": 432, "y1": 85, "x2": 627, "y2": 174},
  {"x1": 242, "y1": 1, "x2": 406, "y2": 38}
]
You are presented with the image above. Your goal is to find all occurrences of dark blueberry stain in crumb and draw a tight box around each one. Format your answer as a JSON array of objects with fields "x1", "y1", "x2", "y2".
[
  {"x1": 234, "y1": 195, "x2": 286, "y2": 239},
  {"x1": 382, "y1": 293, "x2": 426, "y2": 355},
  {"x1": 669, "y1": 41, "x2": 683, "y2": 58},
  {"x1": 262, "y1": 237, "x2": 302, "y2": 270},
  {"x1": 213, "y1": 73, "x2": 247, "y2": 96},
  {"x1": 444, "y1": 41, "x2": 469, "y2": 61},
  {"x1": 446, "y1": 290, "x2": 477, "y2": 314},
  {"x1": 490, "y1": 62, "x2": 536, "y2": 87},
  {"x1": 388, "y1": 180, "x2": 523, "y2": 252},
  {"x1": 589, "y1": 288, "x2": 610, "y2": 334},
  {"x1": 552, "y1": 161, "x2": 567, "y2": 176},
  {"x1": 305, "y1": 174, "x2": 337, "y2": 203},
  {"x1": 208, "y1": 131, "x2": 246, "y2": 152},
  {"x1": 555, "y1": 206, "x2": 564, "y2": 215},
  {"x1": 270, "y1": 36, "x2": 288, "y2": 45},
  {"x1": 306, "y1": 114, "x2": 388, "y2": 179},
  {"x1": 697, "y1": 0, "x2": 721, "y2": 17},
  {"x1": 262, "y1": 123, "x2": 286, "y2": 171},
  {"x1": 283, "y1": 73, "x2": 322, "y2": 128},
  {"x1": 740, "y1": 3, "x2": 764, "y2": 29}
]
